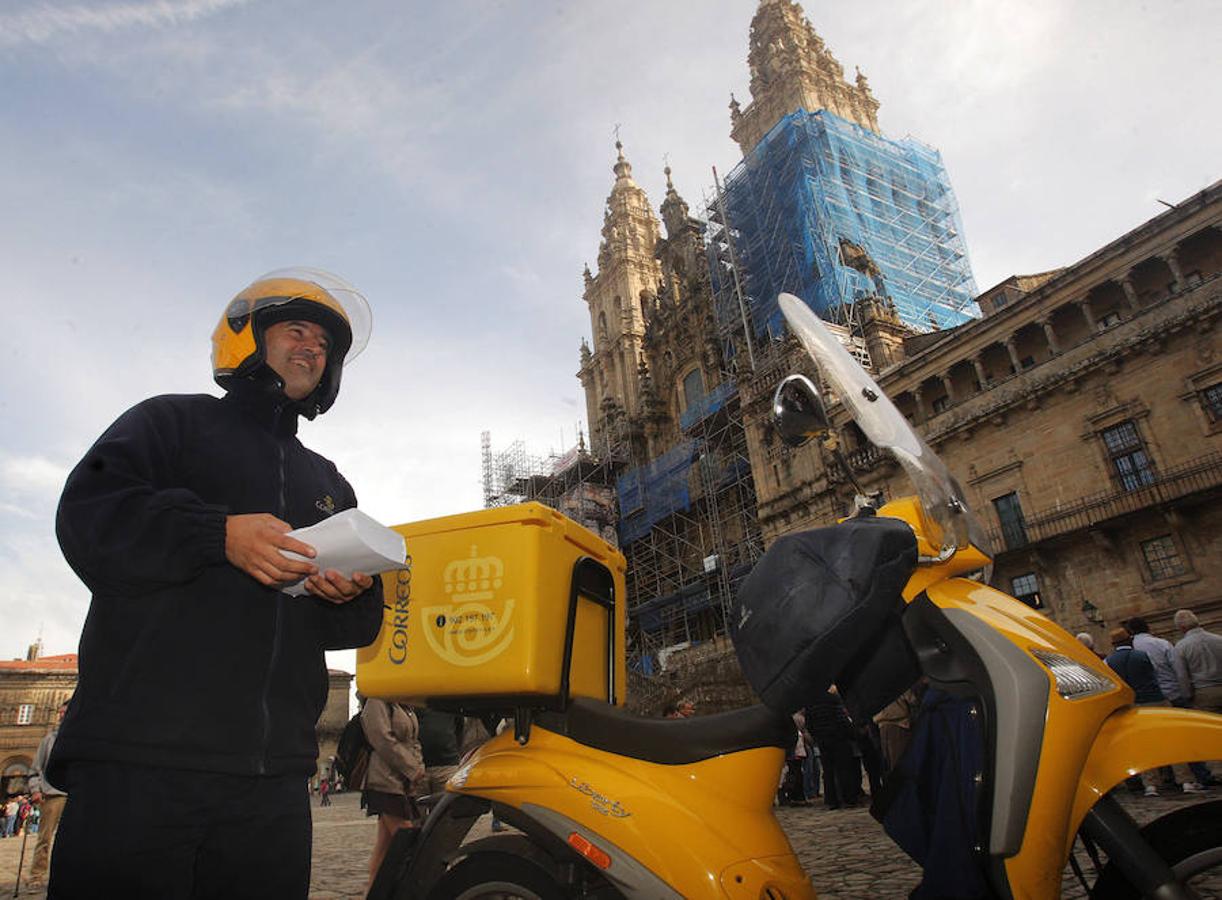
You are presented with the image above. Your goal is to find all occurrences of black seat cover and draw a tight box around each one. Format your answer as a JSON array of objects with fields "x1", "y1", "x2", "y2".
[{"x1": 535, "y1": 697, "x2": 794, "y2": 765}]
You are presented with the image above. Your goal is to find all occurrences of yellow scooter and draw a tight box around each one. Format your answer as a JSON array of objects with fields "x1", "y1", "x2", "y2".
[{"x1": 369, "y1": 294, "x2": 1222, "y2": 899}]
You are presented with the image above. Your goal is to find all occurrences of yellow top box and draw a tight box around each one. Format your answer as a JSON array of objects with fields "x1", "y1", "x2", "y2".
[{"x1": 357, "y1": 502, "x2": 627, "y2": 709}]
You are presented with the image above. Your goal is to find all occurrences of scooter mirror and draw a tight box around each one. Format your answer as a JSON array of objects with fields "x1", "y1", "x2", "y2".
[{"x1": 772, "y1": 374, "x2": 833, "y2": 449}]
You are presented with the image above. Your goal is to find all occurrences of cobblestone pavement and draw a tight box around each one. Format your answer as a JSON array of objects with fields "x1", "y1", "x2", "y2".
[{"x1": 1, "y1": 787, "x2": 1215, "y2": 897}]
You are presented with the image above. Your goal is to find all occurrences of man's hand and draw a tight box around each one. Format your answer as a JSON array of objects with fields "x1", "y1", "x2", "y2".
[
  {"x1": 305, "y1": 569, "x2": 374, "y2": 605},
  {"x1": 225, "y1": 514, "x2": 318, "y2": 586}
]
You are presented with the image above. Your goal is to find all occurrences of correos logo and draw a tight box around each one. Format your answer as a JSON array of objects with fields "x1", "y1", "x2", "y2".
[{"x1": 423, "y1": 546, "x2": 515, "y2": 667}]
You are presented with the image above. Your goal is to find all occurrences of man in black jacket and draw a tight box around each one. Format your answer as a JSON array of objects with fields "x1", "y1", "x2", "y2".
[{"x1": 49, "y1": 268, "x2": 384, "y2": 899}]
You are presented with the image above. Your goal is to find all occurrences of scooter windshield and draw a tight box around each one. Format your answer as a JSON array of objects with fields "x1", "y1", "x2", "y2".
[{"x1": 778, "y1": 293, "x2": 991, "y2": 556}]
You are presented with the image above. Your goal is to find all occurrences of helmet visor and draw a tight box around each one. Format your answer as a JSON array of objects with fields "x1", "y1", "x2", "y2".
[{"x1": 245, "y1": 267, "x2": 372, "y2": 363}]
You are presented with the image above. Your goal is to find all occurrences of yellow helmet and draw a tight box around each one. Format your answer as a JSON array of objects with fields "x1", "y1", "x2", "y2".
[{"x1": 211, "y1": 267, "x2": 371, "y2": 417}]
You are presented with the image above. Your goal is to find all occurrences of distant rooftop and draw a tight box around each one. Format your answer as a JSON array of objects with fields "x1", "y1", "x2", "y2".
[{"x1": 0, "y1": 653, "x2": 78, "y2": 672}]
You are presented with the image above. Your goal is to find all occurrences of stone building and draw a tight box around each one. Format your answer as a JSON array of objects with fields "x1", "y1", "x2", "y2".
[
  {"x1": 729, "y1": 0, "x2": 879, "y2": 155},
  {"x1": 739, "y1": 182, "x2": 1222, "y2": 642},
  {"x1": 0, "y1": 647, "x2": 77, "y2": 796},
  {"x1": 575, "y1": 143, "x2": 764, "y2": 671},
  {"x1": 315, "y1": 668, "x2": 354, "y2": 786}
]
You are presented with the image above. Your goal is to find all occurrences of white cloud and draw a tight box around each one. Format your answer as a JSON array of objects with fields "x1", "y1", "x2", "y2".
[
  {"x1": 1, "y1": 455, "x2": 69, "y2": 496},
  {"x1": 0, "y1": 0, "x2": 253, "y2": 47}
]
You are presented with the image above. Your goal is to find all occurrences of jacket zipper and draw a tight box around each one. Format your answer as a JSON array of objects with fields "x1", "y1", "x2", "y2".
[{"x1": 257, "y1": 422, "x2": 290, "y2": 774}]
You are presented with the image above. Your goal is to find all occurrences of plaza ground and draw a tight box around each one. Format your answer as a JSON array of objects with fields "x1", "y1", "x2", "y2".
[{"x1": 1, "y1": 786, "x2": 1215, "y2": 897}]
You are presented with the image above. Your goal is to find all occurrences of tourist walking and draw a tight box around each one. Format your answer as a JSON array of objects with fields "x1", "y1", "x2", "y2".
[{"x1": 361, "y1": 698, "x2": 426, "y2": 892}]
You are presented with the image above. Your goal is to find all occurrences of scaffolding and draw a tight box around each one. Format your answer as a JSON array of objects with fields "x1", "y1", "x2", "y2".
[
  {"x1": 707, "y1": 108, "x2": 978, "y2": 339},
  {"x1": 480, "y1": 432, "x2": 621, "y2": 548},
  {"x1": 617, "y1": 384, "x2": 764, "y2": 680}
]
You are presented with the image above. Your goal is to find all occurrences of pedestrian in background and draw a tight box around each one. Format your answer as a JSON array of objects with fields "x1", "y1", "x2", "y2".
[
  {"x1": 1105, "y1": 627, "x2": 1202, "y2": 795},
  {"x1": 27, "y1": 699, "x2": 69, "y2": 885},
  {"x1": 1127, "y1": 616, "x2": 1213, "y2": 788},
  {"x1": 361, "y1": 698, "x2": 426, "y2": 892},
  {"x1": 806, "y1": 689, "x2": 863, "y2": 809},
  {"x1": 1174, "y1": 609, "x2": 1222, "y2": 714},
  {"x1": 874, "y1": 686, "x2": 920, "y2": 773},
  {"x1": 2, "y1": 796, "x2": 17, "y2": 837},
  {"x1": 415, "y1": 707, "x2": 464, "y2": 794},
  {"x1": 319, "y1": 777, "x2": 331, "y2": 807}
]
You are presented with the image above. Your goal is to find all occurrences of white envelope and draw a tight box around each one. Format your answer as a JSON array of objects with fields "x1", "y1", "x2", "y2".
[{"x1": 281, "y1": 508, "x2": 406, "y2": 597}]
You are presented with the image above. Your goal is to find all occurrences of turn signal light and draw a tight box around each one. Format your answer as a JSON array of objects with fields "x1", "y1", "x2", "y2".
[{"x1": 568, "y1": 832, "x2": 612, "y2": 870}]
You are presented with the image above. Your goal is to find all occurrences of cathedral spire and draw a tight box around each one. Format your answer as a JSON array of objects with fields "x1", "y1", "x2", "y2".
[
  {"x1": 731, "y1": 0, "x2": 881, "y2": 155},
  {"x1": 659, "y1": 160, "x2": 691, "y2": 239}
]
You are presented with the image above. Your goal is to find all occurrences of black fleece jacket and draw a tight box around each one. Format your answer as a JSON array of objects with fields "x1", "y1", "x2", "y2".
[{"x1": 50, "y1": 383, "x2": 383, "y2": 782}]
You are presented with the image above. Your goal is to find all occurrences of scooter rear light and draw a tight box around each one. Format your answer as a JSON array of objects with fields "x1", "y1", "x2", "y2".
[
  {"x1": 568, "y1": 832, "x2": 612, "y2": 870},
  {"x1": 1031, "y1": 649, "x2": 1116, "y2": 700}
]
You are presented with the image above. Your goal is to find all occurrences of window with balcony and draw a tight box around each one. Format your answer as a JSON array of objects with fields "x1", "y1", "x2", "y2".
[
  {"x1": 1097, "y1": 312, "x2": 1122, "y2": 330},
  {"x1": 1101, "y1": 420, "x2": 1156, "y2": 491},
  {"x1": 16, "y1": 704, "x2": 34, "y2": 725},
  {"x1": 931, "y1": 395, "x2": 949, "y2": 414},
  {"x1": 1011, "y1": 573, "x2": 1042, "y2": 609},
  {"x1": 1141, "y1": 535, "x2": 1187, "y2": 581},
  {"x1": 992, "y1": 492, "x2": 1029, "y2": 549}
]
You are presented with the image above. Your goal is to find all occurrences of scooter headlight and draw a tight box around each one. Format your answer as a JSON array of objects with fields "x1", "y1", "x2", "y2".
[{"x1": 1031, "y1": 649, "x2": 1116, "y2": 700}]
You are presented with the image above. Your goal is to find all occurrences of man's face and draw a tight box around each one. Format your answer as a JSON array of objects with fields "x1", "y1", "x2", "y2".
[{"x1": 263, "y1": 320, "x2": 330, "y2": 401}]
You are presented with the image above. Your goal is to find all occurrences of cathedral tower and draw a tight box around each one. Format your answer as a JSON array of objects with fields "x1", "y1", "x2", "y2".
[
  {"x1": 577, "y1": 141, "x2": 664, "y2": 454},
  {"x1": 730, "y1": 0, "x2": 880, "y2": 155}
]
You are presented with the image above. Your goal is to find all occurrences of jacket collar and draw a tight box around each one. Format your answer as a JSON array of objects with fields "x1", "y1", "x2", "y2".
[{"x1": 223, "y1": 377, "x2": 300, "y2": 437}]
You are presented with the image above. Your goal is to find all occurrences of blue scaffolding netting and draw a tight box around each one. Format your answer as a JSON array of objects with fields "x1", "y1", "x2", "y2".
[
  {"x1": 679, "y1": 380, "x2": 737, "y2": 431},
  {"x1": 616, "y1": 440, "x2": 700, "y2": 544},
  {"x1": 708, "y1": 108, "x2": 978, "y2": 337}
]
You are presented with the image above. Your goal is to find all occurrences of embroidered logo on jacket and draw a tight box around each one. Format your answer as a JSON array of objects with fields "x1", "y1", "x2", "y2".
[{"x1": 315, "y1": 495, "x2": 337, "y2": 516}]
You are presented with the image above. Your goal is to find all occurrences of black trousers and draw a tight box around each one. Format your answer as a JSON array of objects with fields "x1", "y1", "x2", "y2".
[
  {"x1": 49, "y1": 761, "x2": 311, "y2": 900},
  {"x1": 816, "y1": 736, "x2": 862, "y2": 808}
]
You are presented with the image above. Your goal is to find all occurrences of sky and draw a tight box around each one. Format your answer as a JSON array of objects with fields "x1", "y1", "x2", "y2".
[{"x1": 2, "y1": 0, "x2": 1220, "y2": 672}]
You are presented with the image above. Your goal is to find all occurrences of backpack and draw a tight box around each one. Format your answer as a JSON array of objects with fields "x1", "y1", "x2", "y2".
[{"x1": 335, "y1": 711, "x2": 372, "y2": 789}]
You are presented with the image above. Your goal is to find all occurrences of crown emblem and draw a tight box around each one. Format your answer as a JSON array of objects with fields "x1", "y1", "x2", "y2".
[{"x1": 443, "y1": 546, "x2": 504, "y2": 602}]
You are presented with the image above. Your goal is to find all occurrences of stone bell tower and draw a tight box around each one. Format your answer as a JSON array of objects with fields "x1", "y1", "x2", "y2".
[
  {"x1": 577, "y1": 140, "x2": 664, "y2": 455},
  {"x1": 730, "y1": 0, "x2": 881, "y2": 155}
]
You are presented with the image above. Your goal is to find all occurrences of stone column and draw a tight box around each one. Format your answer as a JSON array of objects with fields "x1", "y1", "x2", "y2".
[
  {"x1": 972, "y1": 357, "x2": 988, "y2": 389},
  {"x1": 940, "y1": 374, "x2": 956, "y2": 403},
  {"x1": 1162, "y1": 249, "x2": 1187, "y2": 292},
  {"x1": 1040, "y1": 319, "x2": 1061, "y2": 356},
  {"x1": 1078, "y1": 300, "x2": 1098, "y2": 332},
  {"x1": 1119, "y1": 276, "x2": 1140, "y2": 313},
  {"x1": 912, "y1": 386, "x2": 925, "y2": 424},
  {"x1": 1004, "y1": 338, "x2": 1023, "y2": 373}
]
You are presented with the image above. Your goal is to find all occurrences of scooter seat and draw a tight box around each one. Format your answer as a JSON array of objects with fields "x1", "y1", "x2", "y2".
[{"x1": 535, "y1": 697, "x2": 795, "y2": 765}]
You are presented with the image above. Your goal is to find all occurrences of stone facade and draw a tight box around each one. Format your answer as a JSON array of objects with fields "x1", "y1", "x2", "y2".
[
  {"x1": 577, "y1": 142, "x2": 664, "y2": 459},
  {"x1": 739, "y1": 182, "x2": 1222, "y2": 642},
  {"x1": 730, "y1": 0, "x2": 880, "y2": 155},
  {"x1": 315, "y1": 668, "x2": 354, "y2": 786},
  {"x1": 0, "y1": 651, "x2": 77, "y2": 796}
]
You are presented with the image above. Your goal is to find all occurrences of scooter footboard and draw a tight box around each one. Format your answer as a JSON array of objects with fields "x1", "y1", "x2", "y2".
[{"x1": 1069, "y1": 705, "x2": 1222, "y2": 846}]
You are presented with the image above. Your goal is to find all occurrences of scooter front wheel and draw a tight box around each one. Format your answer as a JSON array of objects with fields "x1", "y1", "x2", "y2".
[
  {"x1": 1090, "y1": 798, "x2": 1222, "y2": 898},
  {"x1": 428, "y1": 849, "x2": 568, "y2": 900}
]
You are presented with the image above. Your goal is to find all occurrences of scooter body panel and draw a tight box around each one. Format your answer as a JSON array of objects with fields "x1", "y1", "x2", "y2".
[
  {"x1": 449, "y1": 726, "x2": 816, "y2": 899},
  {"x1": 918, "y1": 578, "x2": 1136, "y2": 897},
  {"x1": 1070, "y1": 704, "x2": 1222, "y2": 847}
]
